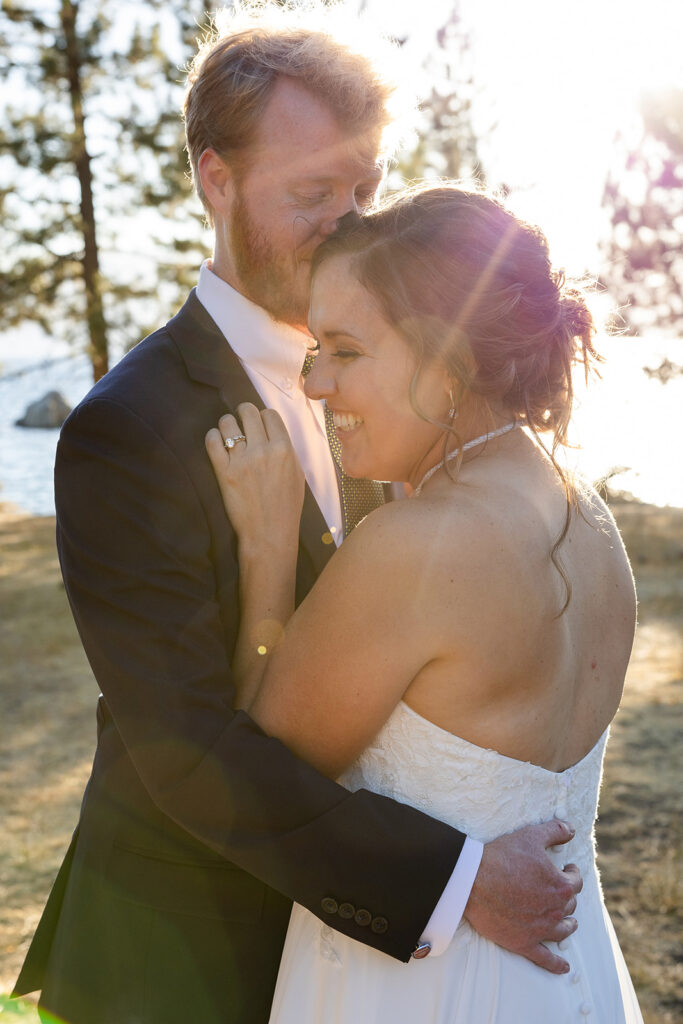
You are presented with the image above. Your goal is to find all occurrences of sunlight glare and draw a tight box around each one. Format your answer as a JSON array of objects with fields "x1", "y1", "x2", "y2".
[{"x1": 446, "y1": 0, "x2": 681, "y2": 275}]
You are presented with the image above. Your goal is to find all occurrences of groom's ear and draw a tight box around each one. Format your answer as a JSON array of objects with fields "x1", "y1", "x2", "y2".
[{"x1": 198, "y1": 148, "x2": 236, "y2": 221}]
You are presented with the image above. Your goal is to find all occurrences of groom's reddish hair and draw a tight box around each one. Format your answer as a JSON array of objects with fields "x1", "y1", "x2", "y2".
[{"x1": 183, "y1": 1, "x2": 407, "y2": 224}]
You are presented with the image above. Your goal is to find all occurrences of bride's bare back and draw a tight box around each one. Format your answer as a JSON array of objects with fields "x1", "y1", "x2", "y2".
[{"x1": 401, "y1": 430, "x2": 637, "y2": 772}]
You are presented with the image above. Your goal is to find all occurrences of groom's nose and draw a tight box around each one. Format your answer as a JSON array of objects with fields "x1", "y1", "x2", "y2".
[
  {"x1": 319, "y1": 215, "x2": 342, "y2": 238},
  {"x1": 318, "y1": 191, "x2": 362, "y2": 239},
  {"x1": 318, "y1": 209, "x2": 347, "y2": 239}
]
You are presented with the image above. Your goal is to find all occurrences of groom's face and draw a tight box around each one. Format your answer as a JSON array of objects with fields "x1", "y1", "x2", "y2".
[{"x1": 224, "y1": 78, "x2": 384, "y2": 326}]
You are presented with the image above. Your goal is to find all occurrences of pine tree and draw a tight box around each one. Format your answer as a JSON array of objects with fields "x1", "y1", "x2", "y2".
[
  {"x1": 600, "y1": 88, "x2": 683, "y2": 336},
  {"x1": 396, "y1": 5, "x2": 485, "y2": 184},
  {"x1": 0, "y1": 0, "x2": 211, "y2": 381}
]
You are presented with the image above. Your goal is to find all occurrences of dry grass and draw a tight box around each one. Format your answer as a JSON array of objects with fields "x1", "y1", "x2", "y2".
[
  {"x1": 1, "y1": 500, "x2": 681, "y2": 1021},
  {"x1": 0, "y1": 509, "x2": 97, "y2": 1021},
  {"x1": 594, "y1": 498, "x2": 683, "y2": 1023}
]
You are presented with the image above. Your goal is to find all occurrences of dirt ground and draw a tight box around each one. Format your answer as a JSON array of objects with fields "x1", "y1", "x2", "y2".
[{"x1": 1, "y1": 498, "x2": 681, "y2": 1022}]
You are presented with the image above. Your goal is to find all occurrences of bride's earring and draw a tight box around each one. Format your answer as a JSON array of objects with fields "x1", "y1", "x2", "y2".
[{"x1": 448, "y1": 384, "x2": 457, "y2": 423}]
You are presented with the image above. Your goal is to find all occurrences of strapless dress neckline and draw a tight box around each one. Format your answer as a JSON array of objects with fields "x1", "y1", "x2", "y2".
[{"x1": 396, "y1": 699, "x2": 610, "y2": 778}]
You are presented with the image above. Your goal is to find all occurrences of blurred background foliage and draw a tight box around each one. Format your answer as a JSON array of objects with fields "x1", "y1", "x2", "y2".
[
  {"x1": 0, "y1": 0, "x2": 212, "y2": 378},
  {"x1": 600, "y1": 88, "x2": 683, "y2": 337},
  {"x1": 0, "y1": 0, "x2": 681, "y2": 382}
]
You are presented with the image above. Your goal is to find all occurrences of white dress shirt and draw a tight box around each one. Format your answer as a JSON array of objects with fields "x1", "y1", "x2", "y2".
[
  {"x1": 197, "y1": 260, "x2": 343, "y2": 546},
  {"x1": 196, "y1": 260, "x2": 483, "y2": 956}
]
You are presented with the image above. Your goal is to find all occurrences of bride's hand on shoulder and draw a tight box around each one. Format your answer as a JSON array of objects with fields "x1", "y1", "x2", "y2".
[{"x1": 205, "y1": 403, "x2": 305, "y2": 557}]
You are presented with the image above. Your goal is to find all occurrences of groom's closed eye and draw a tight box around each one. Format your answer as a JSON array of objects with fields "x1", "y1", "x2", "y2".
[
  {"x1": 354, "y1": 189, "x2": 378, "y2": 210},
  {"x1": 295, "y1": 192, "x2": 331, "y2": 205}
]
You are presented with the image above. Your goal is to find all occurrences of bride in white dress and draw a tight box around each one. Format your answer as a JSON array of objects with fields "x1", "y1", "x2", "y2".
[{"x1": 206, "y1": 183, "x2": 643, "y2": 1023}]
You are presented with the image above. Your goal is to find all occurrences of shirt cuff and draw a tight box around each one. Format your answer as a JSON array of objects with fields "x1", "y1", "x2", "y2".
[{"x1": 417, "y1": 837, "x2": 484, "y2": 957}]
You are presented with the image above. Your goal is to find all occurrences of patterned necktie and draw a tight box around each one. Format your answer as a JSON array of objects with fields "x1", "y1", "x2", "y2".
[{"x1": 302, "y1": 352, "x2": 385, "y2": 535}]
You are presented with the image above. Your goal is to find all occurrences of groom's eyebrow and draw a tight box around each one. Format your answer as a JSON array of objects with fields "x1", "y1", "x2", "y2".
[
  {"x1": 294, "y1": 173, "x2": 382, "y2": 187},
  {"x1": 295, "y1": 162, "x2": 384, "y2": 185}
]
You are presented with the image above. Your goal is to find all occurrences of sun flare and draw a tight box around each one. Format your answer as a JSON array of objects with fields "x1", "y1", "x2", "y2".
[{"x1": 365, "y1": 0, "x2": 681, "y2": 276}]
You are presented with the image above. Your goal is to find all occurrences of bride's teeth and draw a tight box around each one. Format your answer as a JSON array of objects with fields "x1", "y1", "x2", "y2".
[{"x1": 332, "y1": 412, "x2": 364, "y2": 432}]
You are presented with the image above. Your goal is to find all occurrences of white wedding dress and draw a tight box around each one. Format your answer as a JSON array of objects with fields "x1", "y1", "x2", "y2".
[{"x1": 269, "y1": 700, "x2": 643, "y2": 1024}]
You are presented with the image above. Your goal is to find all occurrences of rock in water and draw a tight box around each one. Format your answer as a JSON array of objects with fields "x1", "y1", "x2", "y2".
[{"x1": 15, "y1": 390, "x2": 72, "y2": 429}]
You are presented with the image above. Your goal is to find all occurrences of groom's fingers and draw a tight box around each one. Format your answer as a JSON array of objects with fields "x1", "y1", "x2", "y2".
[
  {"x1": 528, "y1": 942, "x2": 571, "y2": 975},
  {"x1": 563, "y1": 894, "x2": 578, "y2": 917},
  {"x1": 541, "y1": 818, "x2": 577, "y2": 850},
  {"x1": 464, "y1": 818, "x2": 586, "y2": 975},
  {"x1": 561, "y1": 862, "x2": 583, "y2": 893}
]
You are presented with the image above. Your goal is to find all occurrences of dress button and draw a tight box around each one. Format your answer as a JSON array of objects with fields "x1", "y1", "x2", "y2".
[
  {"x1": 354, "y1": 908, "x2": 372, "y2": 927},
  {"x1": 579, "y1": 1003, "x2": 592, "y2": 1015},
  {"x1": 283, "y1": 377, "x2": 293, "y2": 390},
  {"x1": 558, "y1": 939, "x2": 569, "y2": 951},
  {"x1": 321, "y1": 897, "x2": 338, "y2": 915},
  {"x1": 338, "y1": 902, "x2": 356, "y2": 919},
  {"x1": 370, "y1": 916, "x2": 389, "y2": 934},
  {"x1": 571, "y1": 971, "x2": 581, "y2": 985}
]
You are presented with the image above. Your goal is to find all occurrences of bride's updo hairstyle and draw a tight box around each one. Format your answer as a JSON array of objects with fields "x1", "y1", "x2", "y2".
[{"x1": 312, "y1": 182, "x2": 602, "y2": 610}]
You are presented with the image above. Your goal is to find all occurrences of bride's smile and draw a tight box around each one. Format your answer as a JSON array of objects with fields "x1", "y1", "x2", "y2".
[
  {"x1": 306, "y1": 253, "x2": 452, "y2": 488},
  {"x1": 331, "y1": 410, "x2": 364, "y2": 433}
]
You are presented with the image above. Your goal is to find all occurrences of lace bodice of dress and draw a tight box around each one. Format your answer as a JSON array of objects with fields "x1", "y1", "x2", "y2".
[
  {"x1": 339, "y1": 701, "x2": 609, "y2": 877},
  {"x1": 271, "y1": 702, "x2": 644, "y2": 1024}
]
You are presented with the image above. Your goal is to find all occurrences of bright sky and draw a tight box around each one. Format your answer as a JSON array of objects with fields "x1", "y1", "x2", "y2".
[
  {"x1": 368, "y1": 0, "x2": 683, "y2": 276},
  {"x1": 2, "y1": 0, "x2": 682, "y2": 506},
  {"x1": 3, "y1": 0, "x2": 680, "y2": 283}
]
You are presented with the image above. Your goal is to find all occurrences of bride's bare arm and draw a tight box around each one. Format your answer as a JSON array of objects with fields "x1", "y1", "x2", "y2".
[
  {"x1": 249, "y1": 507, "x2": 428, "y2": 776},
  {"x1": 205, "y1": 404, "x2": 305, "y2": 709},
  {"x1": 206, "y1": 402, "x2": 431, "y2": 769}
]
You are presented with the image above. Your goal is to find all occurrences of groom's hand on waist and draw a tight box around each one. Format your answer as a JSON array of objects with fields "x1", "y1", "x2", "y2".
[{"x1": 463, "y1": 819, "x2": 582, "y2": 974}]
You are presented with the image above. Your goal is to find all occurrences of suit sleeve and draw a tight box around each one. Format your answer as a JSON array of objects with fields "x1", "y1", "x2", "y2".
[{"x1": 55, "y1": 396, "x2": 466, "y2": 962}]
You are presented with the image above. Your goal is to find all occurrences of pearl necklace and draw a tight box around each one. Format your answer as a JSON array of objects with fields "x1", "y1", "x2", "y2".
[{"x1": 413, "y1": 421, "x2": 519, "y2": 497}]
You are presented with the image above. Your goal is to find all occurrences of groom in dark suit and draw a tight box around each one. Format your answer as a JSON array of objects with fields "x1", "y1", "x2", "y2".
[{"x1": 14, "y1": 6, "x2": 581, "y2": 1023}]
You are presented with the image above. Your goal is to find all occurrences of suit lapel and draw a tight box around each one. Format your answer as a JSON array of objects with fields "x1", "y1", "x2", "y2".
[
  {"x1": 167, "y1": 289, "x2": 261, "y2": 400},
  {"x1": 167, "y1": 291, "x2": 336, "y2": 579}
]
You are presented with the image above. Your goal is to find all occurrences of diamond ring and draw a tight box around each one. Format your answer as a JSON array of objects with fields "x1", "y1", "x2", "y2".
[{"x1": 223, "y1": 435, "x2": 247, "y2": 450}]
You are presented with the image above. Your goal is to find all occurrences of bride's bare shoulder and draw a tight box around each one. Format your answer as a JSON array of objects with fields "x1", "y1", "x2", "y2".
[{"x1": 339, "y1": 488, "x2": 490, "y2": 576}]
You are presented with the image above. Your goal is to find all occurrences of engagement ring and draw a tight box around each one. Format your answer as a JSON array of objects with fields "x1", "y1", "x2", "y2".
[{"x1": 223, "y1": 435, "x2": 247, "y2": 450}]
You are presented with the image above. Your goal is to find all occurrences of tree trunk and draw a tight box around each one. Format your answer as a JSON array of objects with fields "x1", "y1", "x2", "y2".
[{"x1": 60, "y1": 0, "x2": 108, "y2": 381}]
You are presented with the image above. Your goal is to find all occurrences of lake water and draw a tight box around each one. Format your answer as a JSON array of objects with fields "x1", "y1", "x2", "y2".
[
  {"x1": 0, "y1": 351, "x2": 95, "y2": 516},
  {"x1": 0, "y1": 336, "x2": 682, "y2": 515}
]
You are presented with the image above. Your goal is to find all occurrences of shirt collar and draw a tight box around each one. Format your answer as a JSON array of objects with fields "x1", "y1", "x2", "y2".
[{"x1": 196, "y1": 260, "x2": 311, "y2": 396}]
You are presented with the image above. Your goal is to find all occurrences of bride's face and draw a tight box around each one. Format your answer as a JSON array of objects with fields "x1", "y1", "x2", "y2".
[{"x1": 306, "y1": 255, "x2": 451, "y2": 485}]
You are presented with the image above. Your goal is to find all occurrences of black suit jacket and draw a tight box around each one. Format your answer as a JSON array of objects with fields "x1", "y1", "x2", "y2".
[{"x1": 14, "y1": 292, "x2": 466, "y2": 1024}]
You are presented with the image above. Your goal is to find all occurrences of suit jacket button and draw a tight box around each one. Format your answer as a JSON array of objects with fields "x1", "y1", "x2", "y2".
[
  {"x1": 338, "y1": 902, "x2": 356, "y2": 919},
  {"x1": 354, "y1": 908, "x2": 372, "y2": 927},
  {"x1": 371, "y1": 915, "x2": 389, "y2": 934},
  {"x1": 321, "y1": 897, "x2": 338, "y2": 915}
]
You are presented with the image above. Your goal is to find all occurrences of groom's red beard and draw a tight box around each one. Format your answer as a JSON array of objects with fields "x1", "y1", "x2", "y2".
[{"x1": 230, "y1": 190, "x2": 313, "y2": 327}]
